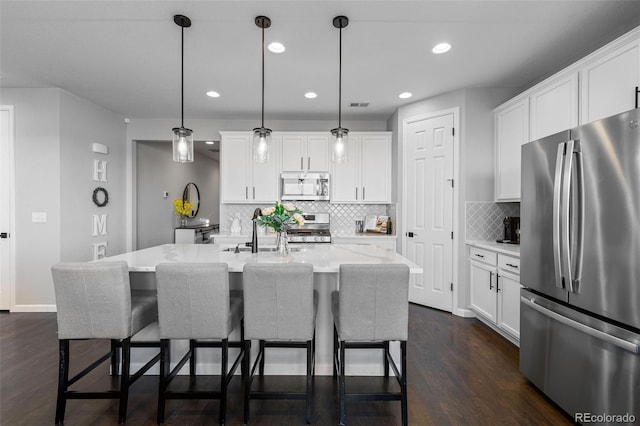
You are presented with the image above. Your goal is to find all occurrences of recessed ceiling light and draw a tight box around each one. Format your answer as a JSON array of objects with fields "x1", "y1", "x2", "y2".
[
  {"x1": 432, "y1": 42, "x2": 451, "y2": 54},
  {"x1": 206, "y1": 91, "x2": 220, "y2": 98},
  {"x1": 205, "y1": 141, "x2": 215, "y2": 145},
  {"x1": 305, "y1": 92, "x2": 318, "y2": 99},
  {"x1": 398, "y1": 92, "x2": 412, "y2": 99},
  {"x1": 268, "y1": 42, "x2": 285, "y2": 53}
]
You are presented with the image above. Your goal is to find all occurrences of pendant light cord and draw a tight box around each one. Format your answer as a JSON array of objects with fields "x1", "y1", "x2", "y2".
[
  {"x1": 338, "y1": 26, "x2": 342, "y2": 129},
  {"x1": 261, "y1": 25, "x2": 265, "y2": 128},
  {"x1": 181, "y1": 24, "x2": 185, "y2": 129}
]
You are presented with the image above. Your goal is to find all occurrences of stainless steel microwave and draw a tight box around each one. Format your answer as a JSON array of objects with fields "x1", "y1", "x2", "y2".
[{"x1": 280, "y1": 172, "x2": 330, "y2": 201}]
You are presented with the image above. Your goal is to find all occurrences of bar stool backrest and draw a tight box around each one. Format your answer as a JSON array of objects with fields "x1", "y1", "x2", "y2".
[
  {"x1": 52, "y1": 261, "x2": 132, "y2": 340},
  {"x1": 243, "y1": 263, "x2": 314, "y2": 341},
  {"x1": 338, "y1": 264, "x2": 410, "y2": 341},
  {"x1": 156, "y1": 262, "x2": 232, "y2": 339}
]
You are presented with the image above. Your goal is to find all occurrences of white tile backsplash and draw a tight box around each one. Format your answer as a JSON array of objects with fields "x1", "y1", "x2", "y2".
[
  {"x1": 465, "y1": 202, "x2": 520, "y2": 241},
  {"x1": 221, "y1": 202, "x2": 394, "y2": 237}
]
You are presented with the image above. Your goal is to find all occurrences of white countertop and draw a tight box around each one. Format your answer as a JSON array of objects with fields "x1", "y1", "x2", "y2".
[
  {"x1": 466, "y1": 240, "x2": 520, "y2": 257},
  {"x1": 101, "y1": 243, "x2": 423, "y2": 274},
  {"x1": 334, "y1": 233, "x2": 397, "y2": 239}
]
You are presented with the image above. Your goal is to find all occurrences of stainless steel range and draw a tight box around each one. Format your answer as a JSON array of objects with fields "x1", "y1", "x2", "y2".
[{"x1": 287, "y1": 213, "x2": 331, "y2": 243}]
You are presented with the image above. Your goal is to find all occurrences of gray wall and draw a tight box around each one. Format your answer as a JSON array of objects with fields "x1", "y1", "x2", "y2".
[
  {"x1": 0, "y1": 88, "x2": 126, "y2": 310},
  {"x1": 60, "y1": 90, "x2": 127, "y2": 261},
  {"x1": 136, "y1": 141, "x2": 219, "y2": 249},
  {"x1": 390, "y1": 87, "x2": 515, "y2": 315}
]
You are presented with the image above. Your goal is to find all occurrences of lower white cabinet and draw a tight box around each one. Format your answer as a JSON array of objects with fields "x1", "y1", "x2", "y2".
[{"x1": 468, "y1": 246, "x2": 522, "y2": 343}]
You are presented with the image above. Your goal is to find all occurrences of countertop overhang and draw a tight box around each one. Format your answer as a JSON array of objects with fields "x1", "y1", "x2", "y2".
[{"x1": 101, "y1": 243, "x2": 423, "y2": 274}]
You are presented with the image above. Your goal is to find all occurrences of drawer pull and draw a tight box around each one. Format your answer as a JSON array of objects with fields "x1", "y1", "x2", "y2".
[
  {"x1": 506, "y1": 263, "x2": 518, "y2": 268},
  {"x1": 475, "y1": 254, "x2": 485, "y2": 258}
]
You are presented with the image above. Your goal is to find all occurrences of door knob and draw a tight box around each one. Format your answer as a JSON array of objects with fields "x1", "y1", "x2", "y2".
[
  {"x1": 406, "y1": 232, "x2": 417, "y2": 238},
  {"x1": 0, "y1": 232, "x2": 8, "y2": 239}
]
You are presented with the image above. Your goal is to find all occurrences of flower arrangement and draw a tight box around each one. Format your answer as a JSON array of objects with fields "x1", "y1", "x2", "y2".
[
  {"x1": 173, "y1": 198, "x2": 194, "y2": 217},
  {"x1": 257, "y1": 201, "x2": 304, "y2": 232}
]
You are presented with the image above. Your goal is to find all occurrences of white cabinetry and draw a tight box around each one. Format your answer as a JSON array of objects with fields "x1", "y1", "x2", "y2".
[
  {"x1": 580, "y1": 39, "x2": 640, "y2": 124},
  {"x1": 494, "y1": 99, "x2": 528, "y2": 201},
  {"x1": 330, "y1": 132, "x2": 391, "y2": 203},
  {"x1": 220, "y1": 132, "x2": 280, "y2": 203},
  {"x1": 530, "y1": 73, "x2": 579, "y2": 141},
  {"x1": 281, "y1": 133, "x2": 329, "y2": 172},
  {"x1": 468, "y1": 245, "x2": 522, "y2": 343}
]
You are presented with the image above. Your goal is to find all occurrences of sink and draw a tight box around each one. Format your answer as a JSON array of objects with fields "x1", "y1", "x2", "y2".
[{"x1": 222, "y1": 246, "x2": 301, "y2": 253}]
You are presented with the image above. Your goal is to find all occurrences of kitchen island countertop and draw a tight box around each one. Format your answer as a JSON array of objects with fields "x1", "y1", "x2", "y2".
[{"x1": 102, "y1": 243, "x2": 422, "y2": 273}]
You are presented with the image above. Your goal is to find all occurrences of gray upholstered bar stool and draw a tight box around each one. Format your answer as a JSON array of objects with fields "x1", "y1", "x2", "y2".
[
  {"x1": 155, "y1": 262, "x2": 245, "y2": 425},
  {"x1": 332, "y1": 263, "x2": 410, "y2": 426},
  {"x1": 242, "y1": 263, "x2": 317, "y2": 425},
  {"x1": 51, "y1": 261, "x2": 160, "y2": 425}
]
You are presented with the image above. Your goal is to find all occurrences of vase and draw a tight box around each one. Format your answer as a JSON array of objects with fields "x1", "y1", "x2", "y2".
[
  {"x1": 275, "y1": 230, "x2": 289, "y2": 256},
  {"x1": 180, "y1": 217, "x2": 188, "y2": 227}
]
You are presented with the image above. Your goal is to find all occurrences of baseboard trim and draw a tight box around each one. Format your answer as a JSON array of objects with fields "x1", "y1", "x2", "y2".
[
  {"x1": 11, "y1": 304, "x2": 56, "y2": 313},
  {"x1": 453, "y1": 308, "x2": 476, "y2": 318}
]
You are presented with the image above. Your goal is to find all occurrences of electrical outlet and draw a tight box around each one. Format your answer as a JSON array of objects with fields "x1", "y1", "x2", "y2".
[{"x1": 163, "y1": 191, "x2": 169, "y2": 198}]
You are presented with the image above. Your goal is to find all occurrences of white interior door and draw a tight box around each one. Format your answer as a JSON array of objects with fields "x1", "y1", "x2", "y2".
[
  {"x1": 0, "y1": 106, "x2": 14, "y2": 310},
  {"x1": 405, "y1": 113, "x2": 454, "y2": 312}
]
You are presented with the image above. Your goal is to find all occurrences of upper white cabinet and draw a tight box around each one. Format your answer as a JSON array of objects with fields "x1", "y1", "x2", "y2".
[
  {"x1": 331, "y1": 132, "x2": 391, "y2": 203},
  {"x1": 580, "y1": 39, "x2": 640, "y2": 124},
  {"x1": 220, "y1": 132, "x2": 280, "y2": 203},
  {"x1": 530, "y1": 73, "x2": 579, "y2": 141},
  {"x1": 281, "y1": 133, "x2": 329, "y2": 172},
  {"x1": 494, "y1": 99, "x2": 528, "y2": 201},
  {"x1": 494, "y1": 26, "x2": 640, "y2": 201}
]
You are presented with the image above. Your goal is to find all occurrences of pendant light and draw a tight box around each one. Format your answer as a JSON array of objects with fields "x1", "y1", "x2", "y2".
[
  {"x1": 331, "y1": 15, "x2": 349, "y2": 163},
  {"x1": 253, "y1": 16, "x2": 272, "y2": 163},
  {"x1": 172, "y1": 14, "x2": 194, "y2": 163}
]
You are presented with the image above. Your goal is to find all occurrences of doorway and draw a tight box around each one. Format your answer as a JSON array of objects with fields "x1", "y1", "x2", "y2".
[
  {"x1": 0, "y1": 106, "x2": 15, "y2": 311},
  {"x1": 403, "y1": 110, "x2": 457, "y2": 312}
]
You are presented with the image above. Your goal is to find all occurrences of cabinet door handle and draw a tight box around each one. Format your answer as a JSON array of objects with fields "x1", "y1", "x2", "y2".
[
  {"x1": 636, "y1": 86, "x2": 639, "y2": 109},
  {"x1": 496, "y1": 274, "x2": 501, "y2": 292},
  {"x1": 355, "y1": 187, "x2": 358, "y2": 200},
  {"x1": 253, "y1": 187, "x2": 256, "y2": 199},
  {"x1": 308, "y1": 157, "x2": 311, "y2": 170},
  {"x1": 489, "y1": 271, "x2": 493, "y2": 290},
  {"x1": 506, "y1": 263, "x2": 518, "y2": 269},
  {"x1": 362, "y1": 187, "x2": 366, "y2": 200},
  {"x1": 245, "y1": 186, "x2": 248, "y2": 200},
  {"x1": 301, "y1": 157, "x2": 304, "y2": 170}
]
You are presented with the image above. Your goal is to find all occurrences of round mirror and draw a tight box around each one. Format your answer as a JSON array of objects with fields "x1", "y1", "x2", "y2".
[{"x1": 182, "y1": 182, "x2": 200, "y2": 218}]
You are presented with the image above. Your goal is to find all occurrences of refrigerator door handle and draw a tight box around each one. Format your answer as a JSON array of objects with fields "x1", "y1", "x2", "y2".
[
  {"x1": 553, "y1": 143, "x2": 565, "y2": 289},
  {"x1": 571, "y1": 142, "x2": 584, "y2": 292},
  {"x1": 561, "y1": 140, "x2": 575, "y2": 292},
  {"x1": 521, "y1": 296, "x2": 640, "y2": 354}
]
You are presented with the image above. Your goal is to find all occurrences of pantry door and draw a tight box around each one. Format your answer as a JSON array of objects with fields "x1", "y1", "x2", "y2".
[
  {"x1": 404, "y1": 112, "x2": 455, "y2": 312},
  {"x1": 0, "y1": 106, "x2": 15, "y2": 311}
]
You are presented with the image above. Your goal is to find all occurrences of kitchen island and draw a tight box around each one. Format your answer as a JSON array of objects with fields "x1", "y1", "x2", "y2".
[{"x1": 103, "y1": 243, "x2": 422, "y2": 376}]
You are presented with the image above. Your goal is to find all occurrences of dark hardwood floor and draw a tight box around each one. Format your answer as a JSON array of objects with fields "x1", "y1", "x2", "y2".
[{"x1": 0, "y1": 304, "x2": 573, "y2": 425}]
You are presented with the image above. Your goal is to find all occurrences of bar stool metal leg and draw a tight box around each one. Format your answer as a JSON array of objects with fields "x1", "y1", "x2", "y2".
[
  {"x1": 219, "y1": 339, "x2": 229, "y2": 425},
  {"x1": 383, "y1": 341, "x2": 390, "y2": 378},
  {"x1": 189, "y1": 339, "x2": 197, "y2": 378},
  {"x1": 258, "y1": 340, "x2": 266, "y2": 376},
  {"x1": 339, "y1": 341, "x2": 346, "y2": 426},
  {"x1": 55, "y1": 339, "x2": 70, "y2": 425},
  {"x1": 157, "y1": 339, "x2": 170, "y2": 425},
  {"x1": 118, "y1": 338, "x2": 132, "y2": 424},
  {"x1": 111, "y1": 339, "x2": 119, "y2": 376},
  {"x1": 243, "y1": 340, "x2": 251, "y2": 425},
  {"x1": 401, "y1": 341, "x2": 408, "y2": 426}
]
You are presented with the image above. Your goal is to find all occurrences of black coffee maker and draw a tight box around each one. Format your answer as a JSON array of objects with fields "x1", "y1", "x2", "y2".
[{"x1": 497, "y1": 216, "x2": 520, "y2": 244}]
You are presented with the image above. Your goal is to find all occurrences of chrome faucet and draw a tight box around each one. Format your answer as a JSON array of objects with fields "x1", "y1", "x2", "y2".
[{"x1": 251, "y1": 208, "x2": 261, "y2": 253}]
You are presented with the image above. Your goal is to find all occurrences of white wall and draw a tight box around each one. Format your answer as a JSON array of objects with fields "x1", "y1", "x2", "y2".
[
  {"x1": 136, "y1": 141, "x2": 219, "y2": 249},
  {"x1": 0, "y1": 88, "x2": 126, "y2": 311}
]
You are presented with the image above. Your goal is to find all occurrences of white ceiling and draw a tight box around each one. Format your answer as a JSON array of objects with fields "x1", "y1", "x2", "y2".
[{"x1": 2, "y1": 0, "x2": 640, "y2": 122}]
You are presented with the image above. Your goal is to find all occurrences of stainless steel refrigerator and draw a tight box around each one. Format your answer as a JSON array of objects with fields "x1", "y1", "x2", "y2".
[{"x1": 520, "y1": 108, "x2": 640, "y2": 422}]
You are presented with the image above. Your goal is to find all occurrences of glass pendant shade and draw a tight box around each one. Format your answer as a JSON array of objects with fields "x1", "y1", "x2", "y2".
[
  {"x1": 331, "y1": 127, "x2": 349, "y2": 163},
  {"x1": 172, "y1": 126, "x2": 194, "y2": 162},
  {"x1": 253, "y1": 127, "x2": 272, "y2": 163}
]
